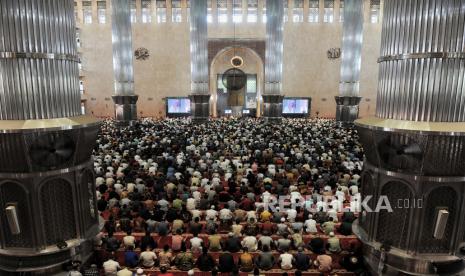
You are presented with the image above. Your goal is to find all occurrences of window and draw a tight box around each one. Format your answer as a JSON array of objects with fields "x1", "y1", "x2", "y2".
[
  {"x1": 141, "y1": 0, "x2": 152, "y2": 23},
  {"x1": 370, "y1": 0, "x2": 380, "y2": 23},
  {"x1": 97, "y1": 1, "x2": 106, "y2": 24},
  {"x1": 324, "y1": 0, "x2": 334, "y2": 23},
  {"x1": 130, "y1": 0, "x2": 137, "y2": 23},
  {"x1": 156, "y1": 0, "x2": 167, "y2": 23},
  {"x1": 246, "y1": 75, "x2": 257, "y2": 108},
  {"x1": 40, "y1": 180, "x2": 77, "y2": 246},
  {"x1": 218, "y1": 0, "x2": 228, "y2": 23},
  {"x1": 283, "y1": 0, "x2": 288, "y2": 22},
  {"x1": 186, "y1": 0, "x2": 190, "y2": 22},
  {"x1": 74, "y1": 1, "x2": 79, "y2": 23},
  {"x1": 308, "y1": 0, "x2": 319, "y2": 22},
  {"x1": 247, "y1": 0, "x2": 258, "y2": 23},
  {"x1": 247, "y1": 75, "x2": 257, "y2": 93},
  {"x1": 172, "y1": 0, "x2": 182, "y2": 22},
  {"x1": 79, "y1": 80, "x2": 84, "y2": 94},
  {"x1": 339, "y1": 0, "x2": 344, "y2": 22},
  {"x1": 82, "y1": 1, "x2": 92, "y2": 24},
  {"x1": 293, "y1": 0, "x2": 303, "y2": 22},
  {"x1": 262, "y1": 1, "x2": 266, "y2": 23},
  {"x1": 233, "y1": 0, "x2": 243, "y2": 23},
  {"x1": 207, "y1": 0, "x2": 212, "y2": 23},
  {"x1": 217, "y1": 75, "x2": 226, "y2": 92},
  {"x1": 376, "y1": 182, "x2": 413, "y2": 250},
  {"x1": 81, "y1": 103, "x2": 86, "y2": 115}
]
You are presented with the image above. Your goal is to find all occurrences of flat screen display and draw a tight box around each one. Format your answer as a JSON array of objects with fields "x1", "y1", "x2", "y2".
[
  {"x1": 167, "y1": 98, "x2": 191, "y2": 114},
  {"x1": 242, "y1": 109, "x2": 250, "y2": 114},
  {"x1": 282, "y1": 99, "x2": 309, "y2": 114},
  {"x1": 225, "y1": 109, "x2": 232, "y2": 114}
]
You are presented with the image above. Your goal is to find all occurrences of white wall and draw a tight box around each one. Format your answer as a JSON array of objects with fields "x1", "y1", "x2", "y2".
[{"x1": 77, "y1": 0, "x2": 383, "y2": 118}]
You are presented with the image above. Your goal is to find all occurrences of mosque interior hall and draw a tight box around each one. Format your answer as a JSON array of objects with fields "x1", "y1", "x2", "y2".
[{"x1": 1, "y1": 0, "x2": 465, "y2": 275}]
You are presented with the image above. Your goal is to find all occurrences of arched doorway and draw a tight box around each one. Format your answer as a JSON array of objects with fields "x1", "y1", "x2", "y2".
[
  {"x1": 210, "y1": 46, "x2": 264, "y2": 117},
  {"x1": 39, "y1": 178, "x2": 77, "y2": 246}
]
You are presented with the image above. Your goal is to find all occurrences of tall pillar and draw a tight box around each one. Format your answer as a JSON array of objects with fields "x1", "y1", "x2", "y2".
[
  {"x1": 335, "y1": 0, "x2": 364, "y2": 123},
  {"x1": 189, "y1": 0, "x2": 210, "y2": 122},
  {"x1": 0, "y1": 0, "x2": 100, "y2": 273},
  {"x1": 355, "y1": 0, "x2": 465, "y2": 275},
  {"x1": 263, "y1": 0, "x2": 284, "y2": 120},
  {"x1": 111, "y1": 0, "x2": 138, "y2": 123}
]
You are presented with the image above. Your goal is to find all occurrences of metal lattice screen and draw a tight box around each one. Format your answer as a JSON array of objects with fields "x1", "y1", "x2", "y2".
[
  {"x1": 376, "y1": 182, "x2": 412, "y2": 250},
  {"x1": 156, "y1": 0, "x2": 167, "y2": 23},
  {"x1": 82, "y1": 1, "x2": 92, "y2": 24},
  {"x1": 309, "y1": 0, "x2": 319, "y2": 22},
  {"x1": 324, "y1": 0, "x2": 334, "y2": 22},
  {"x1": 233, "y1": 0, "x2": 243, "y2": 22},
  {"x1": 0, "y1": 134, "x2": 29, "y2": 172},
  {"x1": 419, "y1": 186, "x2": 457, "y2": 253},
  {"x1": 293, "y1": 0, "x2": 304, "y2": 22},
  {"x1": 217, "y1": 0, "x2": 228, "y2": 23},
  {"x1": 370, "y1": 0, "x2": 381, "y2": 23},
  {"x1": 339, "y1": 0, "x2": 344, "y2": 22},
  {"x1": 41, "y1": 179, "x2": 77, "y2": 245},
  {"x1": 246, "y1": 74, "x2": 257, "y2": 109},
  {"x1": 360, "y1": 174, "x2": 375, "y2": 235},
  {"x1": 82, "y1": 170, "x2": 98, "y2": 232},
  {"x1": 246, "y1": 75, "x2": 257, "y2": 93}
]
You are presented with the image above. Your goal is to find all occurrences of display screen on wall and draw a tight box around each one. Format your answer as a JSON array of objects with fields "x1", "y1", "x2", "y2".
[
  {"x1": 282, "y1": 98, "x2": 309, "y2": 114},
  {"x1": 167, "y1": 98, "x2": 191, "y2": 113}
]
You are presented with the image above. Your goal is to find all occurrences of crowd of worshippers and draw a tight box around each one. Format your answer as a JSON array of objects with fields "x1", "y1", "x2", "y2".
[{"x1": 92, "y1": 118, "x2": 366, "y2": 276}]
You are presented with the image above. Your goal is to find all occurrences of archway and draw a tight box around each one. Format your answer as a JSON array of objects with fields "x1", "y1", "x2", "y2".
[
  {"x1": 39, "y1": 178, "x2": 76, "y2": 246},
  {"x1": 210, "y1": 46, "x2": 264, "y2": 117},
  {"x1": 419, "y1": 186, "x2": 458, "y2": 253},
  {"x1": 376, "y1": 181, "x2": 413, "y2": 250}
]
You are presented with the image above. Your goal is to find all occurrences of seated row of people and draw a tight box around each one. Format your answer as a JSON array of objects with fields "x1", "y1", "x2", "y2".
[
  {"x1": 109, "y1": 244, "x2": 349, "y2": 274},
  {"x1": 107, "y1": 229, "x2": 346, "y2": 255}
]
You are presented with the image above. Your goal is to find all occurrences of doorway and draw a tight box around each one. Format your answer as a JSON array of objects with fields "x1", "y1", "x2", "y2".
[
  {"x1": 210, "y1": 46, "x2": 264, "y2": 117},
  {"x1": 216, "y1": 74, "x2": 257, "y2": 117}
]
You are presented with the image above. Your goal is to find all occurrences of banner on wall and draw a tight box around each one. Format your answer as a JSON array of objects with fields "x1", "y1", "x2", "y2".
[{"x1": 246, "y1": 96, "x2": 257, "y2": 108}]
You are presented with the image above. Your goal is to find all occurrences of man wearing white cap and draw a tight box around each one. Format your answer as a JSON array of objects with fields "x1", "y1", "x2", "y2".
[
  {"x1": 304, "y1": 214, "x2": 318, "y2": 233},
  {"x1": 286, "y1": 207, "x2": 298, "y2": 223},
  {"x1": 219, "y1": 206, "x2": 233, "y2": 225},
  {"x1": 206, "y1": 205, "x2": 218, "y2": 221},
  {"x1": 103, "y1": 256, "x2": 120, "y2": 276},
  {"x1": 116, "y1": 267, "x2": 132, "y2": 276},
  {"x1": 241, "y1": 234, "x2": 258, "y2": 252},
  {"x1": 327, "y1": 232, "x2": 341, "y2": 253},
  {"x1": 136, "y1": 268, "x2": 146, "y2": 276},
  {"x1": 277, "y1": 218, "x2": 290, "y2": 236}
]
